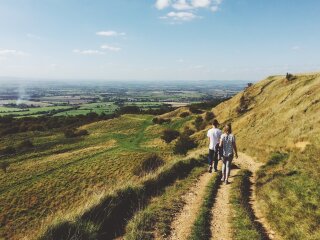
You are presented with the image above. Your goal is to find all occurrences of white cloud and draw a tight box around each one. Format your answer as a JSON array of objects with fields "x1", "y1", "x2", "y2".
[
  {"x1": 156, "y1": 0, "x2": 223, "y2": 22},
  {"x1": 191, "y1": 0, "x2": 211, "y2": 8},
  {"x1": 73, "y1": 49, "x2": 105, "y2": 55},
  {"x1": 211, "y1": 5, "x2": 219, "y2": 12},
  {"x1": 100, "y1": 44, "x2": 122, "y2": 52},
  {"x1": 156, "y1": 0, "x2": 171, "y2": 10},
  {"x1": 172, "y1": 0, "x2": 194, "y2": 10},
  {"x1": 0, "y1": 49, "x2": 27, "y2": 56},
  {"x1": 96, "y1": 31, "x2": 126, "y2": 37},
  {"x1": 162, "y1": 11, "x2": 198, "y2": 21}
]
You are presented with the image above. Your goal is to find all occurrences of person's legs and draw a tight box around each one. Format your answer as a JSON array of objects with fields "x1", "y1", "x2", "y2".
[
  {"x1": 225, "y1": 160, "x2": 230, "y2": 182},
  {"x1": 208, "y1": 149, "x2": 214, "y2": 172},
  {"x1": 221, "y1": 158, "x2": 226, "y2": 181},
  {"x1": 213, "y1": 150, "x2": 218, "y2": 171}
]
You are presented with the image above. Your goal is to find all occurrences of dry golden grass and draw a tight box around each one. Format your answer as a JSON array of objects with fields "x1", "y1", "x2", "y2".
[
  {"x1": 213, "y1": 73, "x2": 320, "y2": 161},
  {"x1": 212, "y1": 72, "x2": 320, "y2": 239}
]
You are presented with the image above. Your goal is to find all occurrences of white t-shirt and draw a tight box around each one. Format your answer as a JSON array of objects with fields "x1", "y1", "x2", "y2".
[{"x1": 207, "y1": 128, "x2": 222, "y2": 150}]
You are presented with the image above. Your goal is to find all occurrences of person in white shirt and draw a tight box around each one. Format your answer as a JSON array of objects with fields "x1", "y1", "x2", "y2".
[
  {"x1": 219, "y1": 124, "x2": 238, "y2": 184},
  {"x1": 207, "y1": 119, "x2": 222, "y2": 173}
]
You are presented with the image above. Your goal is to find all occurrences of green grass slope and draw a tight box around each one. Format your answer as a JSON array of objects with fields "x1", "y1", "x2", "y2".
[{"x1": 0, "y1": 114, "x2": 195, "y2": 239}]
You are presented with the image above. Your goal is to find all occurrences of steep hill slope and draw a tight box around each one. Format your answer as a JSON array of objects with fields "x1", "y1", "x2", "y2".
[
  {"x1": 212, "y1": 72, "x2": 320, "y2": 160},
  {"x1": 210, "y1": 72, "x2": 320, "y2": 239}
]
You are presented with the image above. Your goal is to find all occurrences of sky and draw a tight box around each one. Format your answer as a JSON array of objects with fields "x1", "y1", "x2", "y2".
[{"x1": 0, "y1": 0, "x2": 319, "y2": 81}]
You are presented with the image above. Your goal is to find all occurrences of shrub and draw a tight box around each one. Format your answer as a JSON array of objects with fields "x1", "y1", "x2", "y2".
[
  {"x1": 161, "y1": 129, "x2": 180, "y2": 143},
  {"x1": 19, "y1": 140, "x2": 34, "y2": 150},
  {"x1": 133, "y1": 154, "x2": 165, "y2": 176},
  {"x1": 0, "y1": 161, "x2": 10, "y2": 173},
  {"x1": 189, "y1": 106, "x2": 203, "y2": 114},
  {"x1": 236, "y1": 94, "x2": 250, "y2": 115},
  {"x1": 64, "y1": 129, "x2": 89, "y2": 138},
  {"x1": 0, "y1": 146, "x2": 16, "y2": 156},
  {"x1": 152, "y1": 117, "x2": 171, "y2": 125},
  {"x1": 183, "y1": 127, "x2": 195, "y2": 136},
  {"x1": 286, "y1": 73, "x2": 296, "y2": 81},
  {"x1": 179, "y1": 112, "x2": 190, "y2": 118},
  {"x1": 194, "y1": 116, "x2": 205, "y2": 131},
  {"x1": 205, "y1": 111, "x2": 215, "y2": 122},
  {"x1": 173, "y1": 135, "x2": 197, "y2": 155}
]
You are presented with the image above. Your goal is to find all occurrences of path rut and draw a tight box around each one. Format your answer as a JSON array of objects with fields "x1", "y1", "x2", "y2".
[
  {"x1": 210, "y1": 167, "x2": 239, "y2": 240},
  {"x1": 168, "y1": 172, "x2": 213, "y2": 240}
]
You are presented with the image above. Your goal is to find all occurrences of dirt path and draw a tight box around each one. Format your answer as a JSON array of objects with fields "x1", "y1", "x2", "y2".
[
  {"x1": 168, "y1": 172, "x2": 213, "y2": 240},
  {"x1": 210, "y1": 167, "x2": 239, "y2": 240}
]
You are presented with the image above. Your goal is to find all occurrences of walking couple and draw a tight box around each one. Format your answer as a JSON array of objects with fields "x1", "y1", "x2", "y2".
[{"x1": 207, "y1": 119, "x2": 238, "y2": 184}]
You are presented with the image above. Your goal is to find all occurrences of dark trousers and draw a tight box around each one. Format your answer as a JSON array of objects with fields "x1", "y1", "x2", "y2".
[{"x1": 208, "y1": 149, "x2": 218, "y2": 171}]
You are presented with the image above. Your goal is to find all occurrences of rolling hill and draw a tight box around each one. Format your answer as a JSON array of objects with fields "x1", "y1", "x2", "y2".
[{"x1": 0, "y1": 72, "x2": 319, "y2": 240}]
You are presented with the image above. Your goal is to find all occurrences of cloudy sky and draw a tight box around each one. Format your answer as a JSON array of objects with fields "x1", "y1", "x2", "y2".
[{"x1": 0, "y1": 0, "x2": 319, "y2": 81}]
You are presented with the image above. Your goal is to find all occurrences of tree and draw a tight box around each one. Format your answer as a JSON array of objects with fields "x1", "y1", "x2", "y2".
[{"x1": 161, "y1": 129, "x2": 180, "y2": 143}]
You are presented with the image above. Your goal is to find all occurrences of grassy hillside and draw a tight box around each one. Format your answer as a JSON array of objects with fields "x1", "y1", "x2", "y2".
[
  {"x1": 210, "y1": 72, "x2": 320, "y2": 239},
  {"x1": 0, "y1": 113, "x2": 197, "y2": 239}
]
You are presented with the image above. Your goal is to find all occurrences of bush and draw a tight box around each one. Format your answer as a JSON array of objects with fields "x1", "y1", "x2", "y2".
[
  {"x1": 0, "y1": 161, "x2": 10, "y2": 173},
  {"x1": 205, "y1": 111, "x2": 215, "y2": 122},
  {"x1": 179, "y1": 112, "x2": 190, "y2": 118},
  {"x1": 161, "y1": 129, "x2": 180, "y2": 143},
  {"x1": 116, "y1": 106, "x2": 141, "y2": 115},
  {"x1": 19, "y1": 140, "x2": 34, "y2": 150},
  {"x1": 64, "y1": 129, "x2": 89, "y2": 138},
  {"x1": 236, "y1": 94, "x2": 250, "y2": 115},
  {"x1": 152, "y1": 117, "x2": 171, "y2": 125},
  {"x1": 133, "y1": 154, "x2": 165, "y2": 176},
  {"x1": 0, "y1": 146, "x2": 16, "y2": 156},
  {"x1": 173, "y1": 135, "x2": 197, "y2": 155},
  {"x1": 183, "y1": 127, "x2": 195, "y2": 136},
  {"x1": 193, "y1": 116, "x2": 205, "y2": 131},
  {"x1": 286, "y1": 73, "x2": 296, "y2": 81},
  {"x1": 189, "y1": 106, "x2": 203, "y2": 114}
]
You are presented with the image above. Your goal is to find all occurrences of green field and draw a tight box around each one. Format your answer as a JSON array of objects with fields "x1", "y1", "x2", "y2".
[{"x1": 0, "y1": 113, "x2": 196, "y2": 239}]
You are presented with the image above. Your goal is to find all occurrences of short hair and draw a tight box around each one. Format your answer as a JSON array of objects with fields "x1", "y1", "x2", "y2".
[
  {"x1": 224, "y1": 124, "x2": 232, "y2": 134},
  {"x1": 212, "y1": 119, "x2": 219, "y2": 127}
]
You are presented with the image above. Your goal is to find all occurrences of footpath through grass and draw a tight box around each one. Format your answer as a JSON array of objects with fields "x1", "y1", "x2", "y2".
[
  {"x1": 188, "y1": 171, "x2": 221, "y2": 240},
  {"x1": 124, "y1": 166, "x2": 206, "y2": 240},
  {"x1": 230, "y1": 170, "x2": 268, "y2": 240}
]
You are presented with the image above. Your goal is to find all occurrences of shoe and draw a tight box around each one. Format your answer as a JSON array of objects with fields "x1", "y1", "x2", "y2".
[
  {"x1": 208, "y1": 166, "x2": 212, "y2": 173},
  {"x1": 221, "y1": 178, "x2": 225, "y2": 182},
  {"x1": 225, "y1": 180, "x2": 229, "y2": 184}
]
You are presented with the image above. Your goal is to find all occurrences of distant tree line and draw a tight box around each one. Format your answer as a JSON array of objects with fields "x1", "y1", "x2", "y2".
[{"x1": 0, "y1": 105, "x2": 176, "y2": 137}]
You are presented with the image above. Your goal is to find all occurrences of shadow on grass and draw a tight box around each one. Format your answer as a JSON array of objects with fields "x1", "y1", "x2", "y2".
[
  {"x1": 40, "y1": 157, "x2": 205, "y2": 240},
  {"x1": 241, "y1": 170, "x2": 270, "y2": 240}
]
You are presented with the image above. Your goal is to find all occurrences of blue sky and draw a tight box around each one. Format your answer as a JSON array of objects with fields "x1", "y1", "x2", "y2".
[{"x1": 0, "y1": 0, "x2": 319, "y2": 81}]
